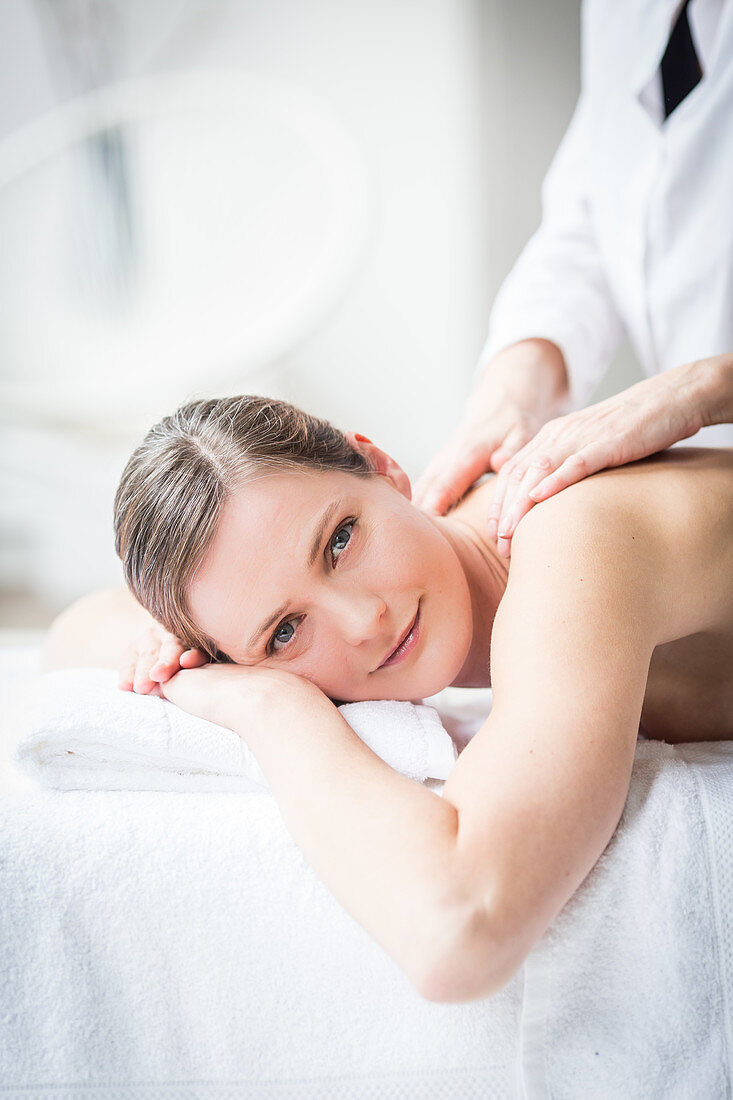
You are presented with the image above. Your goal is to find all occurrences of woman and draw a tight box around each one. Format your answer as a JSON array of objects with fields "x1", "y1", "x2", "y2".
[{"x1": 43, "y1": 394, "x2": 733, "y2": 1004}]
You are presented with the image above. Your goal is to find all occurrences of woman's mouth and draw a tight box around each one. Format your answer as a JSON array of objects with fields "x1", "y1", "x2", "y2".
[{"x1": 378, "y1": 603, "x2": 421, "y2": 669}]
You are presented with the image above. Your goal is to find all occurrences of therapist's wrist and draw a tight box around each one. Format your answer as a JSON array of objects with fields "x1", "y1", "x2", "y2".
[
  {"x1": 702, "y1": 352, "x2": 733, "y2": 426},
  {"x1": 477, "y1": 339, "x2": 570, "y2": 420}
]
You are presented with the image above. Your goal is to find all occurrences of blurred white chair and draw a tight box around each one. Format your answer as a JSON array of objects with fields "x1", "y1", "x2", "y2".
[{"x1": 0, "y1": 70, "x2": 370, "y2": 608}]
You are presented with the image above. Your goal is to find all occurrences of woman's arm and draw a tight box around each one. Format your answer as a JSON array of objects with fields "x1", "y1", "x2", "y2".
[
  {"x1": 158, "y1": 663, "x2": 471, "y2": 1000},
  {"x1": 41, "y1": 587, "x2": 207, "y2": 689},
  {"x1": 437, "y1": 494, "x2": 659, "y2": 997},
  {"x1": 41, "y1": 588, "x2": 156, "y2": 672}
]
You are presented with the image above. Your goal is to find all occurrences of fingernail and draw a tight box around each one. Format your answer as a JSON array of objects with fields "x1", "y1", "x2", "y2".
[
  {"x1": 486, "y1": 518, "x2": 497, "y2": 539},
  {"x1": 498, "y1": 512, "x2": 515, "y2": 538}
]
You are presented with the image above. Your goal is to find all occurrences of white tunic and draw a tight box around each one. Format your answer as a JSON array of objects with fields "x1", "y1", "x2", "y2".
[{"x1": 480, "y1": 0, "x2": 733, "y2": 447}]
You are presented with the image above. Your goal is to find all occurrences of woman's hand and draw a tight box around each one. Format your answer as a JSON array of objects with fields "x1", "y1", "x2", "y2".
[
  {"x1": 489, "y1": 358, "x2": 717, "y2": 557},
  {"x1": 118, "y1": 621, "x2": 209, "y2": 694},
  {"x1": 157, "y1": 661, "x2": 322, "y2": 734},
  {"x1": 413, "y1": 339, "x2": 569, "y2": 515}
]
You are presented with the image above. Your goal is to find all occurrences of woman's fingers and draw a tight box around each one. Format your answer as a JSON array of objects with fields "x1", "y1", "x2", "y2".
[
  {"x1": 117, "y1": 624, "x2": 207, "y2": 695},
  {"x1": 179, "y1": 648, "x2": 209, "y2": 669},
  {"x1": 133, "y1": 644, "x2": 163, "y2": 694},
  {"x1": 147, "y1": 642, "x2": 209, "y2": 687},
  {"x1": 148, "y1": 636, "x2": 188, "y2": 681},
  {"x1": 118, "y1": 659, "x2": 135, "y2": 692}
]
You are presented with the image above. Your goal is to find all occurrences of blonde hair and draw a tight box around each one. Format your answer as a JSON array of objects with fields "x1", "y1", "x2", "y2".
[{"x1": 113, "y1": 394, "x2": 373, "y2": 660}]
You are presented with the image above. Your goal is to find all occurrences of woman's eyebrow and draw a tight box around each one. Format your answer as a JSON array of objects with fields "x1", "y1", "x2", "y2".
[{"x1": 246, "y1": 497, "x2": 343, "y2": 651}]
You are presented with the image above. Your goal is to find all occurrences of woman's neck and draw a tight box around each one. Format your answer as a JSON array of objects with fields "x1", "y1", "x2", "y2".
[{"x1": 426, "y1": 478, "x2": 508, "y2": 688}]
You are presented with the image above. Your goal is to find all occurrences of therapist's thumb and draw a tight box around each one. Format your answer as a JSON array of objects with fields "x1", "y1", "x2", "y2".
[{"x1": 414, "y1": 441, "x2": 495, "y2": 515}]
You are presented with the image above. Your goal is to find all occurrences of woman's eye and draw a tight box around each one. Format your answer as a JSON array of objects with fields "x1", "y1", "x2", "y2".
[
  {"x1": 266, "y1": 520, "x2": 356, "y2": 657},
  {"x1": 268, "y1": 617, "x2": 300, "y2": 655},
  {"x1": 330, "y1": 520, "x2": 355, "y2": 564}
]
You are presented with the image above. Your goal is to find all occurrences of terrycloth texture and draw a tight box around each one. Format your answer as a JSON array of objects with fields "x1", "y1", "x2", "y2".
[
  {"x1": 10, "y1": 667, "x2": 458, "y2": 792},
  {"x1": 3, "y1": 737, "x2": 733, "y2": 1098},
  {"x1": 518, "y1": 739, "x2": 733, "y2": 1099},
  {"x1": 0, "y1": 790, "x2": 522, "y2": 1099},
  {"x1": 3, "y1": 648, "x2": 733, "y2": 1097}
]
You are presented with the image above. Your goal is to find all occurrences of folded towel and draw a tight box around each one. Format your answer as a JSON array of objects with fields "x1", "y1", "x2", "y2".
[{"x1": 11, "y1": 668, "x2": 458, "y2": 793}]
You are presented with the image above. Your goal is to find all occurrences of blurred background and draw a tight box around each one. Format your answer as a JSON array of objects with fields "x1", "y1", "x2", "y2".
[{"x1": 0, "y1": 0, "x2": 641, "y2": 634}]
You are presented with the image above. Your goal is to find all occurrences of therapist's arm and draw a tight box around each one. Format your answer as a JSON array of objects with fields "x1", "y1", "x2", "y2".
[
  {"x1": 413, "y1": 338, "x2": 570, "y2": 514},
  {"x1": 414, "y1": 88, "x2": 624, "y2": 516},
  {"x1": 713, "y1": 351, "x2": 733, "y2": 422}
]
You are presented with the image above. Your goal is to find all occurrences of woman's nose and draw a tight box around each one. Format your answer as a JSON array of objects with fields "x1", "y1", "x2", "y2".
[{"x1": 334, "y1": 591, "x2": 387, "y2": 646}]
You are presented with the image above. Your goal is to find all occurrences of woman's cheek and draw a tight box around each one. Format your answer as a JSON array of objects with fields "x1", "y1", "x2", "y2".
[{"x1": 288, "y1": 641, "x2": 341, "y2": 694}]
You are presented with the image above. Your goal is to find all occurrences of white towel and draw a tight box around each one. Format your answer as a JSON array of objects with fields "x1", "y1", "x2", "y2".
[
  {"x1": 518, "y1": 739, "x2": 733, "y2": 1099},
  {"x1": 3, "y1": 649, "x2": 733, "y2": 1095},
  {"x1": 11, "y1": 667, "x2": 458, "y2": 793}
]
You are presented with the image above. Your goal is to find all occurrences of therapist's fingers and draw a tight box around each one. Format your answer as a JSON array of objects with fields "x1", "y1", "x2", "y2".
[
  {"x1": 496, "y1": 437, "x2": 616, "y2": 554},
  {"x1": 487, "y1": 441, "x2": 534, "y2": 540},
  {"x1": 414, "y1": 437, "x2": 499, "y2": 515},
  {"x1": 490, "y1": 418, "x2": 572, "y2": 548},
  {"x1": 492, "y1": 462, "x2": 545, "y2": 558},
  {"x1": 485, "y1": 425, "x2": 539, "y2": 539},
  {"x1": 494, "y1": 429, "x2": 573, "y2": 549},
  {"x1": 487, "y1": 423, "x2": 535, "y2": 474},
  {"x1": 496, "y1": 461, "x2": 553, "y2": 544},
  {"x1": 529, "y1": 444, "x2": 610, "y2": 502}
]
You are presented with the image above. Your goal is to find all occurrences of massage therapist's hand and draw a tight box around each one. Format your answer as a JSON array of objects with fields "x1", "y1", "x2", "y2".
[
  {"x1": 490, "y1": 355, "x2": 730, "y2": 557},
  {"x1": 413, "y1": 339, "x2": 569, "y2": 517},
  {"x1": 118, "y1": 621, "x2": 209, "y2": 694},
  {"x1": 155, "y1": 662, "x2": 323, "y2": 734}
]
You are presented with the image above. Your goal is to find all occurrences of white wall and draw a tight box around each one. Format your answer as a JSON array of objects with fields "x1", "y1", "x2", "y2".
[{"x1": 0, "y1": 0, "x2": 641, "y2": 616}]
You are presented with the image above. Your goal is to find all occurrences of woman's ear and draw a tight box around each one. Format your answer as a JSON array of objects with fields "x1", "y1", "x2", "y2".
[{"x1": 345, "y1": 431, "x2": 412, "y2": 500}]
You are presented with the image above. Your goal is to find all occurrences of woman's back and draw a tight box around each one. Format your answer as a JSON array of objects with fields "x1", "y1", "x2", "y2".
[{"x1": 452, "y1": 447, "x2": 733, "y2": 742}]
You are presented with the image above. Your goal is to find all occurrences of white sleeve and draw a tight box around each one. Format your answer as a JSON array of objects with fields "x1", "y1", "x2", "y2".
[{"x1": 478, "y1": 87, "x2": 626, "y2": 410}]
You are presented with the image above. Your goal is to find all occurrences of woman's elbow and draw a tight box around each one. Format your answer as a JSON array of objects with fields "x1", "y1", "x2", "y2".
[{"x1": 412, "y1": 906, "x2": 523, "y2": 1004}]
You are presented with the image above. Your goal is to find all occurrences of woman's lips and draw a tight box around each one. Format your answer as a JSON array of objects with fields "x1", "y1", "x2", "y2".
[{"x1": 378, "y1": 604, "x2": 421, "y2": 669}]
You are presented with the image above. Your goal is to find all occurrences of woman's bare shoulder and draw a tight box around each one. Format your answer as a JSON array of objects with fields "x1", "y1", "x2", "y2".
[{"x1": 511, "y1": 447, "x2": 733, "y2": 639}]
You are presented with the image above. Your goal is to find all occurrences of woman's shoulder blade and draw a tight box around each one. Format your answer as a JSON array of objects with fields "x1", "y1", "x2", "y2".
[{"x1": 511, "y1": 447, "x2": 733, "y2": 639}]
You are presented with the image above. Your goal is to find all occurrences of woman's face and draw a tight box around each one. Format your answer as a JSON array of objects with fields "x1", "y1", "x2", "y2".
[{"x1": 186, "y1": 455, "x2": 474, "y2": 702}]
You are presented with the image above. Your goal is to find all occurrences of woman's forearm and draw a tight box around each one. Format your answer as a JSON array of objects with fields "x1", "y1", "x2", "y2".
[
  {"x1": 228, "y1": 682, "x2": 477, "y2": 999},
  {"x1": 41, "y1": 587, "x2": 155, "y2": 672}
]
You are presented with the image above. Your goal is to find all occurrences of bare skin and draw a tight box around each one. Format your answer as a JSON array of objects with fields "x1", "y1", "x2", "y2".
[
  {"x1": 414, "y1": 342, "x2": 733, "y2": 559},
  {"x1": 449, "y1": 446, "x2": 733, "y2": 744}
]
